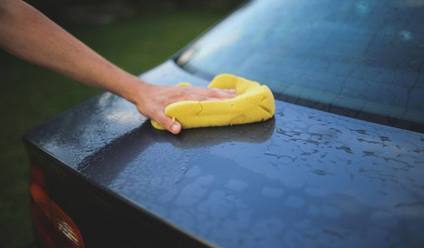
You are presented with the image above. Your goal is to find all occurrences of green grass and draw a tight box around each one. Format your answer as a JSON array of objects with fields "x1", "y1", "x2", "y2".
[{"x1": 0, "y1": 10, "x2": 223, "y2": 247}]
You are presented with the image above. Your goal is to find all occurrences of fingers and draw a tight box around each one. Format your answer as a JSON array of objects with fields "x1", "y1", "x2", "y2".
[
  {"x1": 181, "y1": 87, "x2": 235, "y2": 102},
  {"x1": 137, "y1": 84, "x2": 236, "y2": 135},
  {"x1": 155, "y1": 112, "x2": 181, "y2": 134},
  {"x1": 206, "y1": 88, "x2": 236, "y2": 99}
]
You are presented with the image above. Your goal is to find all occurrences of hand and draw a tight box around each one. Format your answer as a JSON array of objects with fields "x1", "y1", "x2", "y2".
[{"x1": 133, "y1": 82, "x2": 236, "y2": 134}]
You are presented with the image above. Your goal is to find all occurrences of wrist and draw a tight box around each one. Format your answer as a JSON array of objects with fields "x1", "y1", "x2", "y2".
[{"x1": 124, "y1": 77, "x2": 152, "y2": 106}]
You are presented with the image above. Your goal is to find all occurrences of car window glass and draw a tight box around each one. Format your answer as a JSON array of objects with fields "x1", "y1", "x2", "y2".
[{"x1": 178, "y1": 0, "x2": 424, "y2": 130}]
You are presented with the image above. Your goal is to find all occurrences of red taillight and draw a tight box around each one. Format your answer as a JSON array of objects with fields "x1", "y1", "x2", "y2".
[{"x1": 30, "y1": 165, "x2": 85, "y2": 248}]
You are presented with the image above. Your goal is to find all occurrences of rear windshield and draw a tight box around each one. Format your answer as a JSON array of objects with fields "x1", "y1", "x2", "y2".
[{"x1": 177, "y1": 0, "x2": 424, "y2": 131}]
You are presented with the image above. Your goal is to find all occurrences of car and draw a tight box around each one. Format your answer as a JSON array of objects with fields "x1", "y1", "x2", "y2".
[{"x1": 24, "y1": 0, "x2": 424, "y2": 247}]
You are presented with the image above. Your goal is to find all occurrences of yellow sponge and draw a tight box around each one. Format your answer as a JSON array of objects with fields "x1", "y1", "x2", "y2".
[{"x1": 151, "y1": 74, "x2": 275, "y2": 130}]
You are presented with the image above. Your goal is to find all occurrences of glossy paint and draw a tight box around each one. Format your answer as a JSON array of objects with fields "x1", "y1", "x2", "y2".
[{"x1": 25, "y1": 61, "x2": 424, "y2": 247}]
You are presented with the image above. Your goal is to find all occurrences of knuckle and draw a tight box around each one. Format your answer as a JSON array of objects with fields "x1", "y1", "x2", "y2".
[
  {"x1": 180, "y1": 88, "x2": 190, "y2": 96},
  {"x1": 212, "y1": 89, "x2": 222, "y2": 96}
]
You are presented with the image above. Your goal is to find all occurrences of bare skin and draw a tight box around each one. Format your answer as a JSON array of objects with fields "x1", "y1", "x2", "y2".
[{"x1": 0, "y1": 0, "x2": 235, "y2": 134}]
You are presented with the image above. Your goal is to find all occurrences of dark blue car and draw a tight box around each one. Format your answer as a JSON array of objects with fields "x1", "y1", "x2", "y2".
[{"x1": 25, "y1": 0, "x2": 424, "y2": 247}]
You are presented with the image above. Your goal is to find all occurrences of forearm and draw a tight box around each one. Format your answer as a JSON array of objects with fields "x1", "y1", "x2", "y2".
[
  {"x1": 0, "y1": 0, "x2": 235, "y2": 134},
  {"x1": 0, "y1": 0, "x2": 142, "y2": 102}
]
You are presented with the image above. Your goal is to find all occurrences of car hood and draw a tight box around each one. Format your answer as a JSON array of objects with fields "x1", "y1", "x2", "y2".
[{"x1": 25, "y1": 61, "x2": 424, "y2": 247}]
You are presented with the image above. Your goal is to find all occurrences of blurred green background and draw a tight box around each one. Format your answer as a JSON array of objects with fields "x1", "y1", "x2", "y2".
[{"x1": 0, "y1": 1, "x2": 241, "y2": 247}]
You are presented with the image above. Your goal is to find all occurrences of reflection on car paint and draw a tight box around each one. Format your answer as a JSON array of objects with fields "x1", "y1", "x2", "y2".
[{"x1": 26, "y1": 61, "x2": 424, "y2": 248}]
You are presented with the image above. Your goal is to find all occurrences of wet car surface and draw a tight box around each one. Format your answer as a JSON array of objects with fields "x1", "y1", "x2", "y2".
[
  {"x1": 25, "y1": 0, "x2": 424, "y2": 247},
  {"x1": 26, "y1": 61, "x2": 424, "y2": 247}
]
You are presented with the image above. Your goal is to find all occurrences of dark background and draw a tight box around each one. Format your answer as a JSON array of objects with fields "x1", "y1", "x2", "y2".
[{"x1": 0, "y1": 0, "x2": 241, "y2": 247}]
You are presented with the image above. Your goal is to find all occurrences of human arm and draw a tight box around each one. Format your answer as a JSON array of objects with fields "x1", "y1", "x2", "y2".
[{"x1": 0, "y1": 0, "x2": 234, "y2": 134}]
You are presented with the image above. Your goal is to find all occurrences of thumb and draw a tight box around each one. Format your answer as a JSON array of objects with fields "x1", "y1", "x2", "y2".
[{"x1": 155, "y1": 113, "x2": 182, "y2": 134}]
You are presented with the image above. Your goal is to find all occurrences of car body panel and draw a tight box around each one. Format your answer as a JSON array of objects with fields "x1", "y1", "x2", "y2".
[{"x1": 25, "y1": 61, "x2": 424, "y2": 247}]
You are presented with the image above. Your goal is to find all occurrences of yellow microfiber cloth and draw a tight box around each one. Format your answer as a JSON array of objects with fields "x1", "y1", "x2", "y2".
[{"x1": 151, "y1": 74, "x2": 275, "y2": 130}]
